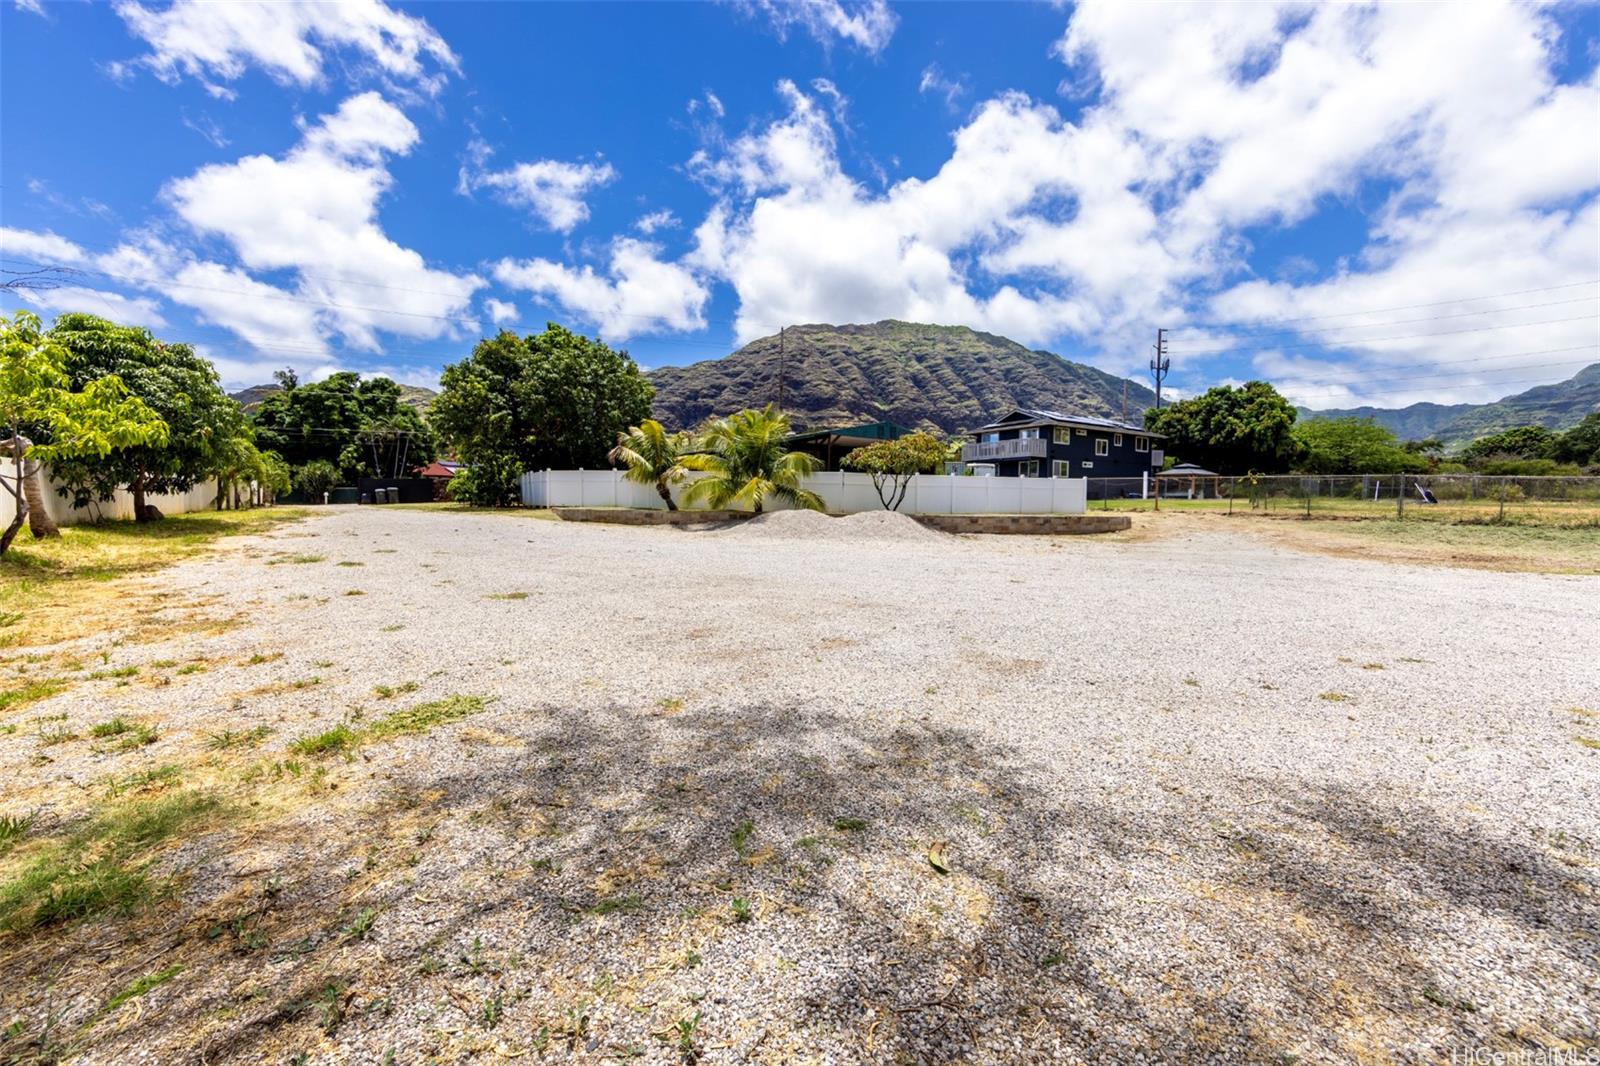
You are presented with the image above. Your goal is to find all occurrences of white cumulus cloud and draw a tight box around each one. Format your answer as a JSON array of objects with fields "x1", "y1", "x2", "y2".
[
  {"x1": 493, "y1": 239, "x2": 709, "y2": 342},
  {"x1": 111, "y1": 0, "x2": 459, "y2": 98},
  {"x1": 459, "y1": 147, "x2": 618, "y2": 233}
]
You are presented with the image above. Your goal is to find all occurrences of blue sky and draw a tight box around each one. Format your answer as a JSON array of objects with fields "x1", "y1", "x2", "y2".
[{"x1": 3, "y1": 0, "x2": 1597, "y2": 409}]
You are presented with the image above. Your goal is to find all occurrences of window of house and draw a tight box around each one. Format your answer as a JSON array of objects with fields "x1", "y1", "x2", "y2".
[
  {"x1": 1019, "y1": 427, "x2": 1041, "y2": 439},
  {"x1": 1052, "y1": 460, "x2": 1070, "y2": 477},
  {"x1": 1076, "y1": 428, "x2": 1087, "y2": 436},
  {"x1": 1080, "y1": 460, "x2": 1094, "y2": 469},
  {"x1": 1095, "y1": 438, "x2": 1109, "y2": 456},
  {"x1": 980, "y1": 432, "x2": 999, "y2": 443},
  {"x1": 1053, "y1": 427, "x2": 1070, "y2": 444},
  {"x1": 1134, "y1": 436, "x2": 1149, "y2": 452},
  {"x1": 1114, "y1": 434, "x2": 1123, "y2": 446},
  {"x1": 1023, "y1": 460, "x2": 1040, "y2": 477}
]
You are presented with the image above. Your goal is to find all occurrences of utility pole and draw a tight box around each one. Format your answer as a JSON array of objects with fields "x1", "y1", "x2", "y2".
[
  {"x1": 775, "y1": 326, "x2": 787, "y2": 411},
  {"x1": 1149, "y1": 328, "x2": 1170, "y2": 409}
]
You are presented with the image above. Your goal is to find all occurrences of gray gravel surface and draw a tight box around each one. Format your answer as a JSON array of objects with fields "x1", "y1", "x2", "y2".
[{"x1": 2, "y1": 506, "x2": 1597, "y2": 1064}]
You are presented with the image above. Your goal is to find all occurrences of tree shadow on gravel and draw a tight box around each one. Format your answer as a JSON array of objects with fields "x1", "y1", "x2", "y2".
[{"x1": 5, "y1": 703, "x2": 1595, "y2": 1064}]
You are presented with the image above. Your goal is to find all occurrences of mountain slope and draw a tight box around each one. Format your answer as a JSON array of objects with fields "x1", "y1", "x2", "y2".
[
  {"x1": 1301, "y1": 363, "x2": 1600, "y2": 446},
  {"x1": 646, "y1": 321, "x2": 1155, "y2": 435},
  {"x1": 230, "y1": 383, "x2": 438, "y2": 415}
]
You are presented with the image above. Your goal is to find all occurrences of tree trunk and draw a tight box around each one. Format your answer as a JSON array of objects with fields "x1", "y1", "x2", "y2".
[
  {"x1": 2, "y1": 436, "x2": 26, "y2": 555},
  {"x1": 133, "y1": 470, "x2": 149, "y2": 522},
  {"x1": 656, "y1": 479, "x2": 677, "y2": 511},
  {"x1": 752, "y1": 497, "x2": 764, "y2": 515},
  {"x1": 21, "y1": 454, "x2": 59, "y2": 538}
]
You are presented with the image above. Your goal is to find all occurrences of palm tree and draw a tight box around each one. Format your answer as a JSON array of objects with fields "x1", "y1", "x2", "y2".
[
  {"x1": 608, "y1": 418, "x2": 693, "y2": 510},
  {"x1": 681, "y1": 406, "x2": 824, "y2": 514}
]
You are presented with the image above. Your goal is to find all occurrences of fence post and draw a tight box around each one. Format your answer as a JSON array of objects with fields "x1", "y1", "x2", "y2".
[
  {"x1": 1396, "y1": 474, "x2": 1404, "y2": 519},
  {"x1": 1499, "y1": 479, "x2": 1506, "y2": 522}
]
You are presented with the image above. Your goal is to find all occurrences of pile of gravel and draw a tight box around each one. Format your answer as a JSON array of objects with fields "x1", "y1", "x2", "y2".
[{"x1": 722, "y1": 507, "x2": 949, "y2": 543}]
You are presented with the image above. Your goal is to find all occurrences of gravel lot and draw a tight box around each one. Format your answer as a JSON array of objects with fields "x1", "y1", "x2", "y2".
[{"x1": 3, "y1": 506, "x2": 1597, "y2": 1064}]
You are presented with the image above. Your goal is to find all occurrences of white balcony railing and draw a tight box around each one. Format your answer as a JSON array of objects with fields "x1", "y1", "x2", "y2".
[{"x1": 960, "y1": 438, "x2": 1048, "y2": 462}]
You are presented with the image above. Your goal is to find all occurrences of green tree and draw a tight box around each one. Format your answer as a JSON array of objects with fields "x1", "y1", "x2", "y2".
[
  {"x1": 841, "y1": 431, "x2": 947, "y2": 510},
  {"x1": 1292, "y1": 417, "x2": 1413, "y2": 474},
  {"x1": 1142, "y1": 381, "x2": 1299, "y2": 474},
  {"x1": 609, "y1": 419, "x2": 693, "y2": 510},
  {"x1": 1552, "y1": 413, "x2": 1600, "y2": 466},
  {"x1": 1459, "y1": 424, "x2": 1557, "y2": 464},
  {"x1": 47, "y1": 313, "x2": 242, "y2": 522},
  {"x1": 681, "y1": 406, "x2": 824, "y2": 513},
  {"x1": 252, "y1": 371, "x2": 436, "y2": 482},
  {"x1": 293, "y1": 459, "x2": 339, "y2": 502},
  {"x1": 432, "y1": 325, "x2": 653, "y2": 505},
  {"x1": 0, "y1": 311, "x2": 167, "y2": 553}
]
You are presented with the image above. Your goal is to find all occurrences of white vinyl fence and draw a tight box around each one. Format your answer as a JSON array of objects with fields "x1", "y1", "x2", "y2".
[
  {"x1": 519, "y1": 469, "x2": 1088, "y2": 515},
  {"x1": 0, "y1": 464, "x2": 220, "y2": 529}
]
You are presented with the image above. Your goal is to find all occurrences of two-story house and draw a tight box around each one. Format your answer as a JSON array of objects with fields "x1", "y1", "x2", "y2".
[{"x1": 960, "y1": 408, "x2": 1162, "y2": 478}]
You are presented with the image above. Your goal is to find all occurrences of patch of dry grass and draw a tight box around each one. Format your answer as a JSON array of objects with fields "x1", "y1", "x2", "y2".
[{"x1": 0, "y1": 510, "x2": 307, "y2": 648}]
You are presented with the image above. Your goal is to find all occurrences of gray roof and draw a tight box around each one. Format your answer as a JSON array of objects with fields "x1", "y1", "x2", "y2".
[
  {"x1": 1157, "y1": 462, "x2": 1219, "y2": 477},
  {"x1": 975, "y1": 408, "x2": 1163, "y2": 436}
]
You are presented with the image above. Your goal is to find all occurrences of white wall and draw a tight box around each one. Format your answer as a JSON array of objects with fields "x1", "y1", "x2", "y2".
[
  {"x1": 519, "y1": 469, "x2": 1087, "y2": 515},
  {"x1": 0, "y1": 464, "x2": 221, "y2": 528}
]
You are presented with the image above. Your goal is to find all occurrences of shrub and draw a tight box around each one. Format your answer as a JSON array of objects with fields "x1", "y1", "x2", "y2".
[{"x1": 293, "y1": 459, "x2": 340, "y2": 501}]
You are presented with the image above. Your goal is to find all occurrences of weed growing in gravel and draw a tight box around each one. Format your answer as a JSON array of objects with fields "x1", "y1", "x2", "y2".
[
  {"x1": 111, "y1": 724, "x2": 159, "y2": 751},
  {"x1": 207, "y1": 726, "x2": 272, "y2": 750},
  {"x1": 730, "y1": 819, "x2": 755, "y2": 857},
  {"x1": 38, "y1": 725, "x2": 77, "y2": 746},
  {"x1": 673, "y1": 1011, "x2": 702, "y2": 1058},
  {"x1": 90, "y1": 718, "x2": 133, "y2": 737},
  {"x1": 588, "y1": 894, "x2": 644, "y2": 916},
  {"x1": 104, "y1": 964, "x2": 184, "y2": 1011},
  {"x1": 343, "y1": 590, "x2": 366, "y2": 597},
  {"x1": 268, "y1": 554, "x2": 324, "y2": 565},
  {"x1": 1319, "y1": 691, "x2": 1352, "y2": 702},
  {"x1": 337, "y1": 561, "x2": 364, "y2": 567},
  {"x1": 243, "y1": 652, "x2": 283, "y2": 666},
  {"x1": 343, "y1": 907, "x2": 378, "y2": 940},
  {"x1": 730, "y1": 897, "x2": 753, "y2": 923},
  {"x1": 832, "y1": 816, "x2": 868, "y2": 832},
  {"x1": 105, "y1": 765, "x2": 181, "y2": 797},
  {"x1": 657, "y1": 697, "x2": 685, "y2": 714},
  {"x1": 1575, "y1": 736, "x2": 1600, "y2": 750},
  {"x1": 372, "y1": 682, "x2": 418, "y2": 700},
  {"x1": 1420, "y1": 985, "x2": 1477, "y2": 1013},
  {"x1": 479, "y1": 991, "x2": 504, "y2": 1029},
  {"x1": 365, "y1": 695, "x2": 486, "y2": 740},
  {"x1": 379, "y1": 624, "x2": 404, "y2": 632},
  {"x1": 0, "y1": 678, "x2": 70, "y2": 713},
  {"x1": 290, "y1": 677, "x2": 321, "y2": 689},
  {"x1": 88, "y1": 666, "x2": 139, "y2": 680},
  {"x1": 0, "y1": 813, "x2": 36, "y2": 854},
  {"x1": 176, "y1": 663, "x2": 207, "y2": 675},
  {"x1": 0, "y1": 791, "x2": 221, "y2": 932},
  {"x1": 290, "y1": 723, "x2": 359, "y2": 757},
  {"x1": 484, "y1": 591, "x2": 529, "y2": 601}
]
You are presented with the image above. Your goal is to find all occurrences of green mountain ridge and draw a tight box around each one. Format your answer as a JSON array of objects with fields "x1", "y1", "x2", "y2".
[
  {"x1": 230, "y1": 382, "x2": 438, "y2": 415},
  {"x1": 1300, "y1": 363, "x2": 1599, "y2": 446},
  {"x1": 646, "y1": 320, "x2": 1156, "y2": 435}
]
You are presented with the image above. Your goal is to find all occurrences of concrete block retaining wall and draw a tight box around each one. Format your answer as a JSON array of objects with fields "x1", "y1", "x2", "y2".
[{"x1": 552, "y1": 507, "x2": 1129, "y2": 535}]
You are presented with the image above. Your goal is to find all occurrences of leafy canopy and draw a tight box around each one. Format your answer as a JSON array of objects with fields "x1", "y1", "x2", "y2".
[
  {"x1": 46, "y1": 313, "x2": 242, "y2": 505},
  {"x1": 681, "y1": 406, "x2": 824, "y2": 514},
  {"x1": 1292, "y1": 417, "x2": 1413, "y2": 475},
  {"x1": 1459, "y1": 424, "x2": 1558, "y2": 463},
  {"x1": 841, "y1": 431, "x2": 946, "y2": 510},
  {"x1": 251, "y1": 371, "x2": 437, "y2": 481},
  {"x1": 1, "y1": 311, "x2": 168, "y2": 465},
  {"x1": 1143, "y1": 381, "x2": 1298, "y2": 474},
  {"x1": 433, "y1": 325, "x2": 653, "y2": 506},
  {"x1": 1552, "y1": 412, "x2": 1600, "y2": 467}
]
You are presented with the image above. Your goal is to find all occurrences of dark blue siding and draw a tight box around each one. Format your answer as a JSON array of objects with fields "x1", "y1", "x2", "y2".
[{"x1": 977, "y1": 426, "x2": 1155, "y2": 478}]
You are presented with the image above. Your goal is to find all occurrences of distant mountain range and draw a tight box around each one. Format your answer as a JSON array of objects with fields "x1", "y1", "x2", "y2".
[
  {"x1": 229, "y1": 382, "x2": 438, "y2": 414},
  {"x1": 226, "y1": 332, "x2": 1595, "y2": 453},
  {"x1": 646, "y1": 320, "x2": 1155, "y2": 435},
  {"x1": 1301, "y1": 363, "x2": 1599, "y2": 446}
]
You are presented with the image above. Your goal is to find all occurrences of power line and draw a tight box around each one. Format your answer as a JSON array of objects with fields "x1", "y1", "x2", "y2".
[
  {"x1": 1169, "y1": 294, "x2": 1597, "y2": 344},
  {"x1": 1168, "y1": 279, "x2": 1600, "y2": 337},
  {"x1": 1166, "y1": 312, "x2": 1600, "y2": 358}
]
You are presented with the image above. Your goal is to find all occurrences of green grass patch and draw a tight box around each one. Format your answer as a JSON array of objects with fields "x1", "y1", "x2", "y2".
[
  {"x1": 365, "y1": 695, "x2": 486, "y2": 740},
  {"x1": 0, "y1": 812, "x2": 36, "y2": 854},
  {"x1": 484, "y1": 591, "x2": 529, "y2": 601},
  {"x1": 831, "y1": 816, "x2": 868, "y2": 832},
  {"x1": 0, "y1": 791, "x2": 222, "y2": 933},
  {"x1": 0, "y1": 678, "x2": 70, "y2": 714},
  {"x1": 267, "y1": 553, "x2": 325, "y2": 565},
  {"x1": 90, "y1": 718, "x2": 134, "y2": 738},
  {"x1": 105, "y1": 964, "x2": 184, "y2": 1011},
  {"x1": 289, "y1": 723, "x2": 360, "y2": 757},
  {"x1": 587, "y1": 893, "x2": 644, "y2": 916},
  {"x1": 1576, "y1": 736, "x2": 1600, "y2": 751},
  {"x1": 206, "y1": 726, "x2": 272, "y2": 750}
]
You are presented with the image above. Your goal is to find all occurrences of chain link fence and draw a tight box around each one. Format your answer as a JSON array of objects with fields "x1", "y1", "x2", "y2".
[{"x1": 1083, "y1": 473, "x2": 1600, "y2": 526}]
